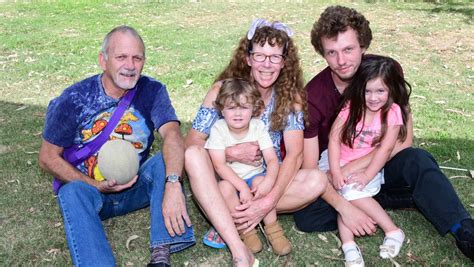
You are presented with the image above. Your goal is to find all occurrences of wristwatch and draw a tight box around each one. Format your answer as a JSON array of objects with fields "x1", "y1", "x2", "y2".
[{"x1": 166, "y1": 174, "x2": 182, "y2": 184}]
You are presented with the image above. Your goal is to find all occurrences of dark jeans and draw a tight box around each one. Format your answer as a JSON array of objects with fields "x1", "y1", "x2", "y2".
[{"x1": 293, "y1": 147, "x2": 470, "y2": 235}]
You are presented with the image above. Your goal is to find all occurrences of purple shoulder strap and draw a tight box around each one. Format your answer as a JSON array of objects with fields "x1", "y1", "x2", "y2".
[{"x1": 53, "y1": 88, "x2": 137, "y2": 194}]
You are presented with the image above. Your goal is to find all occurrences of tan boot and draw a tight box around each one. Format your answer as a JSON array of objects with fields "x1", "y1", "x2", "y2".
[
  {"x1": 264, "y1": 221, "x2": 292, "y2": 256},
  {"x1": 240, "y1": 229, "x2": 263, "y2": 253}
]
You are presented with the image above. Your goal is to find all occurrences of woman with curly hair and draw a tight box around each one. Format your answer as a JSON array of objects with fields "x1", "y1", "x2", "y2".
[{"x1": 185, "y1": 19, "x2": 327, "y2": 266}]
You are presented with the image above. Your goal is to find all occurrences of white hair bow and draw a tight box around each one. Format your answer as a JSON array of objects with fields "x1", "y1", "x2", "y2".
[{"x1": 246, "y1": 18, "x2": 294, "y2": 40}]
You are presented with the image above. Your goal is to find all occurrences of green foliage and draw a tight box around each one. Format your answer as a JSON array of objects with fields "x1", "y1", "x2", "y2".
[{"x1": 0, "y1": 1, "x2": 472, "y2": 265}]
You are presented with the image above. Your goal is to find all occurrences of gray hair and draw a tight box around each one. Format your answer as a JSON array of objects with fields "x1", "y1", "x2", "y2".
[{"x1": 100, "y1": 25, "x2": 145, "y2": 60}]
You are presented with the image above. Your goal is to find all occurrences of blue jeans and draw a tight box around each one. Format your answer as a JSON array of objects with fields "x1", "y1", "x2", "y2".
[{"x1": 57, "y1": 153, "x2": 195, "y2": 266}]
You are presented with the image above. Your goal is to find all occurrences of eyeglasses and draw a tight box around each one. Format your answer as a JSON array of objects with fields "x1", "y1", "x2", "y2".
[{"x1": 250, "y1": 52, "x2": 284, "y2": 64}]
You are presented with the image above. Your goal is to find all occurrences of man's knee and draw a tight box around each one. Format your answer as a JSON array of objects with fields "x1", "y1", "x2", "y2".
[
  {"x1": 397, "y1": 147, "x2": 436, "y2": 166},
  {"x1": 57, "y1": 180, "x2": 100, "y2": 210},
  {"x1": 59, "y1": 180, "x2": 93, "y2": 197}
]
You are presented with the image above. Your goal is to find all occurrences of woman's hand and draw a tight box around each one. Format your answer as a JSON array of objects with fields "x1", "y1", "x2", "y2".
[{"x1": 225, "y1": 142, "x2": 262, "y2": 166}]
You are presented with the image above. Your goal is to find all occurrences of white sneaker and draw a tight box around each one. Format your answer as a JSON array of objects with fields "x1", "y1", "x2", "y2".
[
  {"x1": 343, "y1": 243, "x2": 365, "y2": 267},
  {"x1": 380, "y1": 229, "x2": 405, "y2": 258}
]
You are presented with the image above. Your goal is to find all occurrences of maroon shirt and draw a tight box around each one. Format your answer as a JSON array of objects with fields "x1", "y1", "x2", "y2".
[{"x1": 304, "y1": 66, "x2": 342, "y2": 157}]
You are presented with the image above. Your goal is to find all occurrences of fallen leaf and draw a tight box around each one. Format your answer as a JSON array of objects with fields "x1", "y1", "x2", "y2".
[
  {"x1": 318, "y1": 234, "x2": 328, "y2": 242},
  {"x1": 184, "y1": 79, "x2": 193, "y2": 88},
  {"x1": 54, "y1": 222, "x2": 62, "y2": 227},
  {"x1": 126, "y1": 262, "x2": 134, "y2": 266},
  {"x1": 456, "y1": 151, "x2": 460, "y2": 161},
  {"x1": 46, "y1": 248, "x2": 60, "y2": 255},
  {"x1": 389, "y1": 257, "x2": 401, "y2": 267},
  {"x1": 16, "y1": 105, "x2": 27, "y2": 111},
  {"x1": 445, "y1": 108, "x2": 471, "y2": 117},
  {"x1": 411, "y1": 94, "x2": 426, "y2": 99},
  {"x1": 470, "y1": 170, "x2": 474, "y2": 178},
  {"x1": 292, "y1": 225, "x2": 306, "y2": 235},
  {"x1": 126, "y1": 235, "x2": 139, "y2": 250},
  {"x1": 330, "y1": 232, "x2": 342, "y2": 248},
  {"x1": 449, "y1": 175, "x2": 469, "y2": 179},
  {"x1": 330, "y1": 248, "x2": 341, "y2": 255}
]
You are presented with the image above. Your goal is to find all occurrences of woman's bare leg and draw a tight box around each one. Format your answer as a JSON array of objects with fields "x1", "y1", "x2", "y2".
[
  {"x1": 185, "y1": 146, "x2": 253, "y2": 266},
  {"x1": 276, "y1": 169, "x2": 327, "y2": 213}
]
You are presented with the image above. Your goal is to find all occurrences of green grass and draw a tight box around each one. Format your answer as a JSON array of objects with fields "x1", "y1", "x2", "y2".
[{"x1": 1, "y1": 0, "x2": 473, "y2": 265}]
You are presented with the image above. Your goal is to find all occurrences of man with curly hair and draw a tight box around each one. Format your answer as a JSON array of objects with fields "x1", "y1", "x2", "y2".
[{"x1": 296, "y1": 5, "x2": 473, "y2": 261}]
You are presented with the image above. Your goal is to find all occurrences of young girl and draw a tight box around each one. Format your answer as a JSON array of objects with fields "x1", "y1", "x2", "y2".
[
  {"x1": 205, "y1": 79, "x2": 291, "y2": 256},
  {"x1": 324, "y1": 56, "x2": 411, "y2": 266}
]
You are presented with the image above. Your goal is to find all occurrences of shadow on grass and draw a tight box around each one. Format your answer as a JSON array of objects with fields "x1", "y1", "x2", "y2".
[
  {"x1": 363, "y1": 1, "x2": 472, "y2": 23},
  {"x1": 411, "y1": 1, "x2": 472, "y2": 23}
]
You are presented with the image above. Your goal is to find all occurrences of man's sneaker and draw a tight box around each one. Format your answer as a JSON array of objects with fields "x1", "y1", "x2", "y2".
[{"x1": 455, "y1": 218, "x2": 474, "y2": 261}]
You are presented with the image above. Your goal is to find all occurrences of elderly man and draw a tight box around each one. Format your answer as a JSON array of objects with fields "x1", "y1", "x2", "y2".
[{"x1": 39, "y1": 25, "x2": 194, "y2": 266}]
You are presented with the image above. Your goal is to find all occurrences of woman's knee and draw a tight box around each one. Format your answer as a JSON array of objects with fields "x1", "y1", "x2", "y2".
[
  {"x1": 293, "y1": 169, "x2": 327, "y2": 200},
  {"x1": 185, "y1": 145, "x2": 216, "y2": 183},
  {"x1": 307, "y1": 169, "x2": 328, "y2": 195},
  {"x1": 185, "y1": 145, "x2": 207, "y2": 165}
]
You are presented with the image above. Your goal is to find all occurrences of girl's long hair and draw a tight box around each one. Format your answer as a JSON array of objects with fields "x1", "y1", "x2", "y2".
[
  {"x1": 340, "y1": 55, "x2": 411, "y2": 148},
  {"x1": 215, "y1": 26, "x2": 306, "y2": 131}
]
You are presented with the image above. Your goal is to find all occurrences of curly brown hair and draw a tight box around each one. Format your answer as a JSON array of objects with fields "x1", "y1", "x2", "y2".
[
  {"x1": 215, "y1": 25, "x2": 306, "y2": 131},
  {"x1": 311, "y1": 5, "x2": 372, "y2": 57},
  {"x1": 214, "y1": 78, "x2": 264, "y2": 118}
]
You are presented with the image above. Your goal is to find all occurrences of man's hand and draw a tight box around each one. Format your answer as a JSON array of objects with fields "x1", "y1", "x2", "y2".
[
  {"x1": 251, "y1": 176, "x2": 273, "y2": 200},
  {"x1": 339, "y1": 201, "x2": 377, "y2": 236},
  {"x1": 226, "y1": 142, "x2": 262, "y2": 166},
  {"x1": 232, "y1": 195, "x2": 274, "y2": 234},
  {"x1": 97, "y1": 175, "x2": 138, "y2": 193},
  {"x1": 162, "y1": 183, "x2": 192, "y2": 237}
]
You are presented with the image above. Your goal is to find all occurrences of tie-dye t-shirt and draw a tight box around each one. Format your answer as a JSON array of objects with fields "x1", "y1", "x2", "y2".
[{"x1": 43, "y1": 74, "x2": 178, "y2": 180}]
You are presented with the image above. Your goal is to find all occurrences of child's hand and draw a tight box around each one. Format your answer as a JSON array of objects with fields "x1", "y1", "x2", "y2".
[
  {"x1": 332, "y1": 173, "x2": 346, "y2": 190},
  {"x1": 251, "y1": 176, "x2": 274, "y2": 200},
  {"x1": 347, "y1": 171, "x2": 370, "y2": 190},
  {"x1": 239, "y1": 187, "x2": 253, "y2": 204}
]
